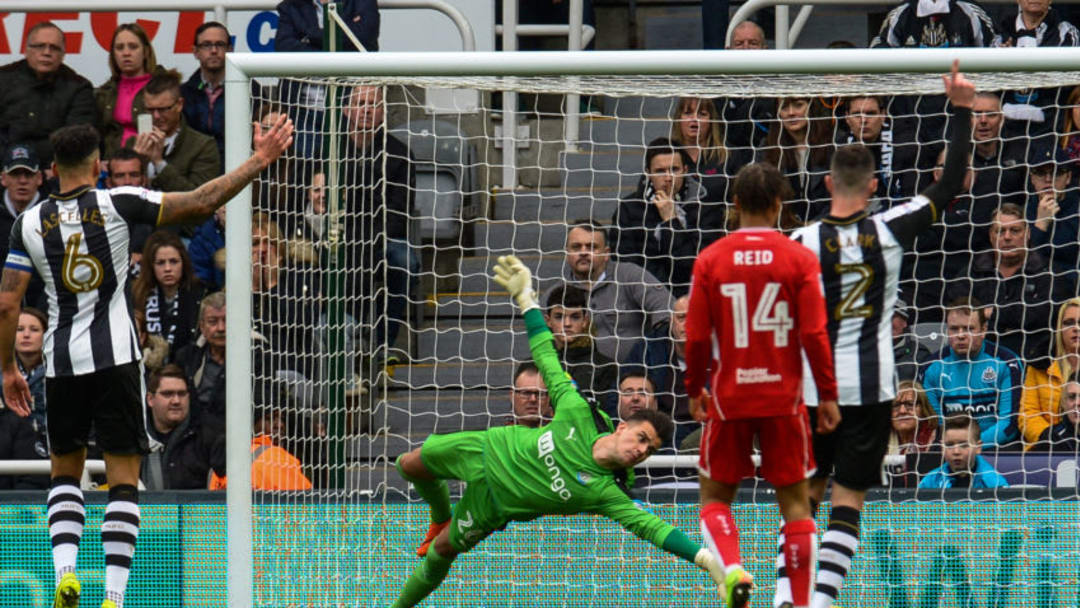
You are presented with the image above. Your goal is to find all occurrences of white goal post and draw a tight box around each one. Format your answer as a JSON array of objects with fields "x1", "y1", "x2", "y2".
[{"x1": 222, "y1": 47, "x2": 1080, "y2": 608}]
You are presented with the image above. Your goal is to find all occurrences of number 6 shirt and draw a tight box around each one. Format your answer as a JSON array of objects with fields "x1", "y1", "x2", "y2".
[
  {"x1": 684, "y1": 227, "x2": 837, "y2": 420},
  {"x1": 5, "y1": 186, "x2": 163, "y2": 377}
]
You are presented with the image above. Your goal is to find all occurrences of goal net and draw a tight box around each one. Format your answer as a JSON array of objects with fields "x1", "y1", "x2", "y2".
[{"x1": 228, "y1": 49, "x2": 1080, "y2": 608}]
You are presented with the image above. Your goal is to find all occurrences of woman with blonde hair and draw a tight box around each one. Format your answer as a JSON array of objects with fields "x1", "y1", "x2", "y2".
[
  {"x1": 888, "y1": 380, "x2": 939, "y2": 455},
  {"x1": 669, "y1": 97, "x2": 751, "y2": 207},
  {"x1": 1020, "y1": 298, "x2": 1080, "y2": 450}
]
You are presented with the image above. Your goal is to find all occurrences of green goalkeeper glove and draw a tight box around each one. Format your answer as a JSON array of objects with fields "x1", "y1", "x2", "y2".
[
  {"x1": 492, "y1": 255, "x2": 539, "y2": 312},
  {"x1": 694, "y1": 548, "x2": 725, "y2": 587}
]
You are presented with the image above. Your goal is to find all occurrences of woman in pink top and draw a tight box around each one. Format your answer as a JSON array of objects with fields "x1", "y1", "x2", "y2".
[{"x1": 95, "y1": 23, "x2": 162, "y2": 157}]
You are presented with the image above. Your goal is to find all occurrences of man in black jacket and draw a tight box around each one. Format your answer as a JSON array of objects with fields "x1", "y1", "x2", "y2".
[
  {"x1": 0, "y1": 22, "x2": 97, "y2": 167},
  {"x1": 141, "y1": 364, "x2": 225, "y2": 490},
  {"x1": 611, "y1": 138, "x2": 724, "y2": 297}
]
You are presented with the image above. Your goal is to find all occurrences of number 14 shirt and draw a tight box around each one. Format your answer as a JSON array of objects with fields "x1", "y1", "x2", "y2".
[{"x1": 685, "y1": 227, "x2": 837, "y2": 420}]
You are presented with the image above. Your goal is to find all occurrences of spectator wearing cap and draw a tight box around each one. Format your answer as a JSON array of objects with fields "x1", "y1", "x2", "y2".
[
  {"x1": 0, "y1": 145, "x2": 44, "y2": 257},
  {"x1": 1026, "y1": 140, "x2": 1080, "y2": 278},
  {"x1": 0, "y1": 21, "x2": 97, "y2": 168},
  {"x1": 893, "y1": 298, "x2": 932, "y2": 382},
  {"x1": 131, "y1": 69, "x2": 221, "y2": 193}
]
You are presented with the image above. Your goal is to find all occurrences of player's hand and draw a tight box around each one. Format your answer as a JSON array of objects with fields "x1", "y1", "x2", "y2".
[
  {"x1": 689, "y1": 389, "x2": 711, "y2": 422},
  {"x1": 253, "y1": 113, "x2": 295, "y2": 168},
  {"x1": 492, "y1": 255, "x2": 539, "y2": 312},
  {"x1": 816, "y1": 400, "x2": 841, "y2": 434},
  {"x1": 2, "y1": 366, "x2": 32, "y2": 418},
  {"x1": 942, "y1": 60, "x2": 975, "y2": 110},
  {"x1": 694, "y1": 548, "x2": 725, "y2": 586}
]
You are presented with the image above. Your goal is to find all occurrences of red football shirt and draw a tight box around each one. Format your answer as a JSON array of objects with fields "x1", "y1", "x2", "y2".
[{"x1": 684, "y1": 228, "x2": 837, "y2": 419}]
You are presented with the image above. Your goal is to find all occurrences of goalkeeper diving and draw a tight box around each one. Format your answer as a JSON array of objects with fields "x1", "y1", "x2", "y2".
[{"x1": 389, "y1": 255, "x2": 727, "y2": 608}]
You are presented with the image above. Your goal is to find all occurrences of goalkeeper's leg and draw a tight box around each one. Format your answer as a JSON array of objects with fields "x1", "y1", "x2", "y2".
[
  {"x1": 395, "y1": 449, "x2": 451, "y2": 556},
  {"x1": 389, "y1": 526, "x2": 459, "y2": 608}
]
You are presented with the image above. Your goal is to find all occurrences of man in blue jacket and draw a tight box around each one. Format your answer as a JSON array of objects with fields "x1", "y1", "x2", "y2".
[
  {"x1": 923, "y1": 298, "x2": 1022, "y2": 448},
  {"x1": 919, "y1": 414, "x2": 1009, "y2": 489}
]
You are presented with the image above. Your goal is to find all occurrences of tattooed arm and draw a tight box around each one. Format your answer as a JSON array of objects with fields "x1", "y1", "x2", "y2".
[
  {"x1": 0, "y1": 267, "x2": 33, "y2": 416},
  {"x1": 158, "y1": 114, "x2": 295, "y2": 226}
]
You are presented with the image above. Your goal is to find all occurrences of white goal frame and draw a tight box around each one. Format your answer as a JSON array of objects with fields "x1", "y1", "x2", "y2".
[{"x1": 222, "y1": 46, "x2": 1080, "y2": 608}]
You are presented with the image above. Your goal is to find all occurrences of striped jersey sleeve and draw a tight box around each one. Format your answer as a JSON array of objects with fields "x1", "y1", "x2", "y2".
[
  {"x1": 4, "y1": 215, "x2": 33, "y2": 273},
  {"x1": 108, "y1": 187, "x2": 164, "y2": 226}
]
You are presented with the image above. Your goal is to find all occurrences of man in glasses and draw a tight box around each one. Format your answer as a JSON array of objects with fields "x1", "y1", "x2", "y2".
[
  {"x1": 133, "y1": 69, "x2": 221, "y2": 194},
  {"x1": 0, "y1": 21, "x2": 96, "y2": 169},
  {"x1": 181, "y1": 21, "x2": 236, "y2": 168},
  {"x1": 509, "y1": 362, "x2": 553, "y2": 428},
  {"x1": 141, "y1": 364, "x2": 224, "y2": 490}
]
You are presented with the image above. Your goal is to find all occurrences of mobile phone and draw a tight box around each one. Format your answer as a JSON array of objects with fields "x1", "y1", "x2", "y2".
[{"x1": 137, "y1": 113, "x2": 153, "y2": 135}]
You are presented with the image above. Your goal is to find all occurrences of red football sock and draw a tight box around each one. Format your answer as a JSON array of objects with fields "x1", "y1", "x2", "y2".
[
  {"x1": 700, "y1": 501, "x2": 742, "y2": 570},
  {"x1": 783, "y1": 518, "x2": 818, "y2": 608}
]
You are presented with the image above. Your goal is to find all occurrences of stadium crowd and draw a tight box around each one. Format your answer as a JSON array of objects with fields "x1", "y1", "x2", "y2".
[{"x1": 3, "y1": 0, "x2": 1080, "y2": 494}]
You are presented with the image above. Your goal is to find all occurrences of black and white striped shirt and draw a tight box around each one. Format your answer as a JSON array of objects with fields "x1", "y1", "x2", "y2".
[
  {"x1": 792, "y1": 195, "x2": 936, "y2": 406},
  {"x1": 5, "y1": 186, "x2": 162, "y2": 377}
]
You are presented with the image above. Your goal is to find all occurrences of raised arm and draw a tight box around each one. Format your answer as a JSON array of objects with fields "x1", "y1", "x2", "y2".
[
  {"x1": 493, "y1": 255, "x2": 586, "y2": 415},
  {"x1": 157, "y1": 114, "x2": 293, "y2": 226},
  {"x1": 921, "y1": 61, "x2": 975, "y2": 208}
]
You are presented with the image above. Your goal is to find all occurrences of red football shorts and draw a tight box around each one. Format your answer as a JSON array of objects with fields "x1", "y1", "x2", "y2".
[{"x1": 697, "y1": 411, "x2": 816, "y2": 488}]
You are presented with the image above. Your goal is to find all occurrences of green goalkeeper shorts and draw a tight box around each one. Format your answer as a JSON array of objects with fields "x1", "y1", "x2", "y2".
[{"x1": 419, "y1": 430, "x2": 506, "y2": 552}]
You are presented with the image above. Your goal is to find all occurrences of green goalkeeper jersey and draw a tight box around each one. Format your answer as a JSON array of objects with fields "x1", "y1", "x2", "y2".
[{"x1": 480, "y1": 309, "x2": 677, "y2": 552}]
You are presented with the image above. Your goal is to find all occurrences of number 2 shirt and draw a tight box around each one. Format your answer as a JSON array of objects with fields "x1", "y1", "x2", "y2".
[
  {"x1": 685, "y1": 227, "x2": 837, "y2": 420},
  {"x1": 791, "y1": 195, "x2": 936, "y2": 406},
  {"x1": 5, "y1": 186, "x2": 163, "y2": 377}
]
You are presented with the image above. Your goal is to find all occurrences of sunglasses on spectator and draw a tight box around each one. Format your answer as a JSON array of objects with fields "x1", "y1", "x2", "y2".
[{"x1": 892, "y1": 400, "x2": 917, "y2": 410}]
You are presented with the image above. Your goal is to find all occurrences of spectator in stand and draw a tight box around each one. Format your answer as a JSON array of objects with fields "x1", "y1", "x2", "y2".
[
  {"x1": 106, "y1": 148, "x2": 153, "y2": 269},
  {"x1": 0, "y1": 307, "x2": 50, "y2": 489},
  {"x1": 971, "y1": 92, "x2": 1027, "y2": 206},
  {"x1": 173, "y1": 291, "x2": 227, "y2": 431},
  {"x1": 918, "y1": 414, "x2": 1009, "y2": 489},
  {"x1": 252, "y1": 212, "x2": 319, "y2": 386},
  {"x1": 209, "y1": 405, "x2": 313, "y2": 491},
  {"x1": 993, "y1": 0, "x2": 1079, "y2": 138},
  {"x1": 544, "y1": 284, "x2": 618, "y2": 410},
  {"x1": 0, "y1": 22, "x2": 96, "y2": 168},
  {"x1": 1026, "y1": 141, "x2": 1080, "y2": 279},
  {"x1": 757, "y1": 96, "x2": 833, "y2": 224},
  {"x1": 836, "y1": 95, "x2": 922, "y2": 206},
  {"x1": 188, "y1": 206, "x2": 226, "y2": 292},
  {"x1": 181, "y1": 22, "x2": 233, "y2": 168},
  {"x1": 509, "y1": 362, "x2": 553, "y2": 428},
  {"x1": 669, "y1": 96, "x2": 748, "y2": 204},
  {"x1": 551, "y1": 220, "x2": 674, "y2": 362},
  {"x1": 0, "y1": 145, "x2": 47, "y2": 309},
  {"x1": 625, "y1": 295, "x2": 696, "y2": 446},
  {"x1": 904, "y1": 147, "x2": 977, "y2": 323},
  {"x1": 922, "y1": 298, "x2": 1022, "y2": 448},
  {"x1": 615, "y1": 369, "x2": 658, "y2": 422},
  {"x1": 140, "y1": 364, "x2": 225, "y2": 490},
  {"x1": 133, "y1": 231, "x2": 204, "y2": 356},
  {"x1": 275, "y1": 0, "x2": 380, "y2": 157},
  {"x1": 611, "y1": 137, "x2": 724, "y2": 296},
  {"x1": 885, "y1": 380, "x2": 939, "y2": 487},
  {"x1": 1059, "y1": 85, "x2": 1080, "y2": 161},
  {"x1": 0, "y1": 145, "x2": 45, "y2": 257},
  {"x1": 892, "y1": 299, "x2": 932, "y2": 382},
  {"x1": 1019, "y1": 298, "x2": 1080, "y2": 449},
  {"x1": 947, "y1": 203, "x2": 1065, "y2": 364},
  {"x1": 721, "y1": 22, "x2": 774, "y2": 151},
  {"x1": 1031, "y1": 371, "x2": 1080, "y2": 451},
  {"x1": 310, "y1": 86, "x2": 416, "y2": 364},
  {"x1": 131, "y1": 70, "x2": 221, "y2": 193},
  {"x1": 889, "y1": 380, "x2": 939, "y2": 454},
  {"x1": 251, "y1": 104, "x2": 309, "y2": 237},
  {"x1": 96, "y1": 23, "x2": 162, "y2": 157}
]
